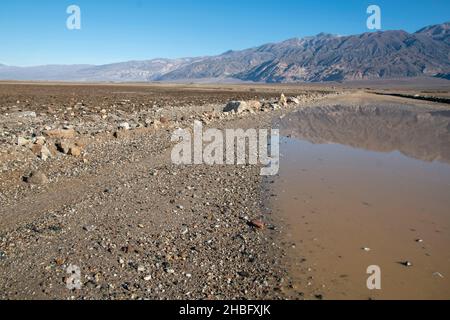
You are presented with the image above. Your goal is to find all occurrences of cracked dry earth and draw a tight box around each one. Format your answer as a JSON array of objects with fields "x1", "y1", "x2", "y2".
[{"x1": 0, "y1": 83, "x2": 336, "y2": 300}]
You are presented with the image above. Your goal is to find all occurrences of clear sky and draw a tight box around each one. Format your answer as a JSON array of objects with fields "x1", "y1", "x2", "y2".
[{"x1": 0, "y1": 0, "x2": 449, "y2": 66}]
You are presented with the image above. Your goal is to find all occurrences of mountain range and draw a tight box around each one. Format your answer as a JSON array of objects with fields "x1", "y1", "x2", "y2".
[{"x1": 1, "y1": 22, "x2": 449, "y2": 83}]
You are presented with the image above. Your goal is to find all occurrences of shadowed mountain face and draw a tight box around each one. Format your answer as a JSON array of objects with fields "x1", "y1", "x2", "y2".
[
  {"x1": 416, "y1": 22, "x2": 450, "y2": 44},
  {"x1": 1, "y1": 22, "x2": 449, "y2": 83},
  {"x1": 277, "y1": 104, "x2": 450, "y2": 164}
]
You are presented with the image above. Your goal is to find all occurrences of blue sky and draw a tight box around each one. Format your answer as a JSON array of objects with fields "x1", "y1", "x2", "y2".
[{"x1": 0, "y1": 0, "x2": 449, "y2": 66}]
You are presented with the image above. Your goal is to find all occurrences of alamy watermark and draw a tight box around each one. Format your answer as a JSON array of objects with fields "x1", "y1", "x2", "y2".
[
  {"x1": 171, "y1": 121, "x2": 280, "y2": 176},
  {"x1": 367, "y1": 5, "x2": 381, "y2": 30},
  {"x1": 66, "y1": 5, "x2": 81, "y2": 30},
  {"x1": 65, "y1": 264, "x2": 82, "y2": 290},
  {"x1": 367, "y1": 265, "x2": 382, "y2": 290},
  {"x1": 63, "y1": 5, "x2": 381, "y2": 33}
]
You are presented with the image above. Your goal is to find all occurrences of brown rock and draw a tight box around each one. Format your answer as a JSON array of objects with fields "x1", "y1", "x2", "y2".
[
  {"x1": 34, "y1": 136, "x2": 46, "y2": 145},
  {"x1": 114, "y1": 130, "x2": 130, "y2": 139},
  {"x1": 152, "y1": 120, "x2": 162, "y2": 129},
  {"x1": 25, "y1": 171, "x2": 49, "y2": 185},
  {"x1": 69, "y1": 146, "x2": 82, "y2": 157},
  {"x1": 44, "y1": 128, "x2": 76, "y2": 139},
  {"x1": 247, "y1": 100, "x2": 262, "y2": 110},
  {"x1": 56, "y1": 140, "x2": 72, "y2": 154},
  {"x1": 31, "y1": 144, "x2": 43, "y2": 156},
  {"x1": 250, "y1": 220, "x2": 265, "y2": 230},
  {"x1": 31, "y1": 144, "x2": 52, "y2": 160},
  {"x1": 74, "y1": 139, "x2": 88, "y2": 148},
  {"x1": 160, "y1": 116, "x2": 169, "y2": 124}
]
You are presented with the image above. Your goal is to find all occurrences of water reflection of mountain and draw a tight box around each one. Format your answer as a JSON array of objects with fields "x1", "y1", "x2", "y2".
[{"x1": 278, "y1": 105, "x2": 450, "y2": 164}]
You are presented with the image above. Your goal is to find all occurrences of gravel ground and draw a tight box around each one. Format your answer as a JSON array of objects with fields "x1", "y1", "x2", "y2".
[{"x1": 0, "y1": 83, "x2": 338, "y2": 300}]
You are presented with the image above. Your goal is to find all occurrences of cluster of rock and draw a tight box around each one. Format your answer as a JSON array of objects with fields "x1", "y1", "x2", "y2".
[
  {"x1": 223, "y1": 94, "x2": 303, "y2": 114},
  {"x1": 1, "y1": 90, "x2": 335, "y2": 179},
  {"x1": 17, "y1": 127, "x2": 83, "y2": 162}
]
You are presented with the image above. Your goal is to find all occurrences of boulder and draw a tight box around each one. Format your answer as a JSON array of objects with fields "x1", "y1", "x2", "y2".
[
  {"x1": 287, "y1": 96, "x2": 300, "y2": 104},
  {"x1": 223, "y1": 101, "x2": 249, "y2": 113},
  {"x1": 31, "y1": 144, "x2": 52, "y2": 160}
]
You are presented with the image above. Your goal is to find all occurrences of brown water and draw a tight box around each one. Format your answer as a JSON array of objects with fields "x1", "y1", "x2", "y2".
[{"x1": 268, "y1": 104, "x2": 450, "y2": 300}]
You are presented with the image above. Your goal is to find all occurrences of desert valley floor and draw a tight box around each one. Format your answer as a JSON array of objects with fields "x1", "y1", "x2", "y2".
[{"x1": 0, "y1": 82, "x2": 449, "y2": 300}]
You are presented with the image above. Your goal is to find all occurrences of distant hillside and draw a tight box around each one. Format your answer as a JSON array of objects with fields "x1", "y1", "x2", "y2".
[{"x1": 1, "y1": 22, "x2": 449, "y2": 83}]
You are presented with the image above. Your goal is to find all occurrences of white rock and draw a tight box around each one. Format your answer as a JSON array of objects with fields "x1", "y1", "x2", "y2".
[
  {"x1": 137, "y1": 265, "x2": 145, "y2": 272},
  {"x1": 39, "y1": 145, "x2": 52, "y2": 161},
  {"x1": 279, "y1": 93, "x2": 287, "y2": 107},
  {"x1": 17, "y1": 137, "x2": 31, "y2": 146},
  {"x1": 119, "y1": 122, "x2": 130, "y2": 130},
  {"x1": 287, "y1": 97, "x2": 300, "y2": 104}
]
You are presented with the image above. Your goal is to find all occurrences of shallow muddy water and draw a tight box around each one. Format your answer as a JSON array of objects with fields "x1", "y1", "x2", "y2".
[{"x1": 268, "y1": 104, "x2": 450, "y2": 300}]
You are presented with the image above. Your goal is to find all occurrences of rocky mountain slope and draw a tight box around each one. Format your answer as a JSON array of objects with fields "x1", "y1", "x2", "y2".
[{"x1": 1, "y1": 22, "x2": 449, "y2": 83}]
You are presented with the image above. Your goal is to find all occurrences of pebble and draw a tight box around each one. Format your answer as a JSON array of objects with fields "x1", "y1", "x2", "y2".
[
  {"x1": 25, "y1": 171, "x2": 49, "y2": 185},
  {"x1": 69, "y1": 146, "x2": 82, "y2": 157},
  {"x1": 17, "y1": 137, "x2": 31, "y2": 146},
  {"x1": 401, "y1": 261, "x2": 413, "y2": 267},
  {"x1": 83, "y1": 225, "x2": 97, "y2": 232},
  {"x1": 150, "y1": 170, "x2": 158, "y2": 176},
  {"x1": 33, "y1": 136, "x2": 46, "y2": 145},
  {"x1": 137, "y1": 265, "x2": 145, "y2": 272},
  {"x1": 249, "y1": 220, "x2": 265, "y2": 230}
]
